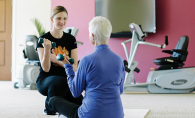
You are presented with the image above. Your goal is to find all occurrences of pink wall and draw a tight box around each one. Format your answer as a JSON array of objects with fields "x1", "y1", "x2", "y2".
[{"x1": 51, "y1": 0, "x2": 195, "y2": 83}]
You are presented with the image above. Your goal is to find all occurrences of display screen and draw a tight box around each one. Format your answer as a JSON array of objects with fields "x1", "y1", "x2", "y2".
[{"x1": 95, "y1": 0, "x2": 156, "y2": 37}]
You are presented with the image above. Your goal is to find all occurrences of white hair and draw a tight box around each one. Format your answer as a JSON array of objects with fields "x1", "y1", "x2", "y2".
[{"x1": 88, "y1": 16, "x2": 112, "y2": 44}]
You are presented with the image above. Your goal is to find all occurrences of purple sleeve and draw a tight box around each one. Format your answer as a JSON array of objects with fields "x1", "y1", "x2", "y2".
[{"x1": 64, "y1": 60, "x2": 86, "y2": 98}]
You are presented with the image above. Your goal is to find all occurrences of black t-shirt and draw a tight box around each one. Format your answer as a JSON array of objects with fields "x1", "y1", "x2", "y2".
[{"x1": 36, "y1": 31, "x2": 77, "y2": 81}]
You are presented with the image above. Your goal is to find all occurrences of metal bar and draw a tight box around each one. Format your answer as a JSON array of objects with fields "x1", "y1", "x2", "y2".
[
  {"x1": 124, "y1": 82, "x2": 155, "y2": 87},
  {"x1": 138, "y1": 41, "x2": 162, "y2": 48}
]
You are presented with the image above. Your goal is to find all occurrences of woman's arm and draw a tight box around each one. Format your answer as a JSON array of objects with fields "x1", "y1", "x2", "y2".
[
  {"x1": 71, "y1": 48, "x2": 78, "y2": 72},
  {"x1": 37, "y1": 48, "x2": 51, "y2": 72},
  {"x1": 64, "y1": 59, "x2": 86, "y2": 98},
  {"x1": 120, "y1": 62, "x2": 125, "y2": 94},
  {"x1": 37, "y1": 38, "x2": 52, "y2": 72},
  {"x1": 59, "y1": 56, "x2": 86, "y2": 98}
]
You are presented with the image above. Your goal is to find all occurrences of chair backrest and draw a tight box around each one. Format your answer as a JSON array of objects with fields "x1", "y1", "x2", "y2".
[{"x1": 172, "y1": 36, "x2": 189, "y2": 58}]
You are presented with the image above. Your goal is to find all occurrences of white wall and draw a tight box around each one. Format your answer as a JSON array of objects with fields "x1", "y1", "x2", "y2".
[{"x1": 12, "y1": 0, "x2": 51, "y2": 82}]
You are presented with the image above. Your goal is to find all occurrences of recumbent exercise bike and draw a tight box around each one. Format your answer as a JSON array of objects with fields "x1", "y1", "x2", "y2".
[{"x1": 122, "y1": 23, "x2": 195, "y2": 93}]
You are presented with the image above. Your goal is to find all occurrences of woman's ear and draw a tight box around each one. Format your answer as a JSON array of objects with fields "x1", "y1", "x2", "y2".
[
  {"x1": 50, "y1": 17, "x2": 53, "y2": 23},
  {"x1": 92, "y1": 34, "x2": 95, "y2": 41},
  {"x1": 89, "y1": 33, "x2": 95, "y2": 45}
]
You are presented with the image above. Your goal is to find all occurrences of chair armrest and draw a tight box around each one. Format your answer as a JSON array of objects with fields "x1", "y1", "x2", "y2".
[
  {"x1": 162, "y1": 49, "x2": 188, "y2": 56},
  {"x1": 162, "y1": 50, "x2": 173, "y2": 55},
  {"x1": 172, "y1": 49, "x2": 188, "y2": 55}
]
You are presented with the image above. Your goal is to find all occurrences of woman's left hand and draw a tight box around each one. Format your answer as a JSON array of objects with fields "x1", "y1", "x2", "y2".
[
  {"x1": 50, "y1": 49, "x2": 58, "y2": 64},
  {"x1": 59, "y1": 54, "x2": 70, "y2": 65}
]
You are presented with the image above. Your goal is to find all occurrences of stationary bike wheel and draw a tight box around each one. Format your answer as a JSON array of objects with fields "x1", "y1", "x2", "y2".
[{"x1": 14, "y1": 82, "x2": 19, "y2": 89}]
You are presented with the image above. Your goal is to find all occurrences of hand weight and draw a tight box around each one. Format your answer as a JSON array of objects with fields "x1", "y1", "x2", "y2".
[
  {"x1": 38, "y1": 38, "x2": 56, "y2": 49},
  {"x1": 57, "y1": 54, "x2": 74, "y2": 64}
]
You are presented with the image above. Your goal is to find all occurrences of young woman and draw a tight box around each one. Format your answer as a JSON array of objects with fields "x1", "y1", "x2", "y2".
[
  {"x1": 48, "y1": 16, "x2": 125, "y2": 118},
  {"x1": 36, "y1": 6, "x2": 83, "y2": 115}
]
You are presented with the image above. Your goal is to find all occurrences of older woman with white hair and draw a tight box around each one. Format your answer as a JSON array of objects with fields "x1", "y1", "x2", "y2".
[{"x1": 49, "y1": 16, "x2": 125, "y2": 118}]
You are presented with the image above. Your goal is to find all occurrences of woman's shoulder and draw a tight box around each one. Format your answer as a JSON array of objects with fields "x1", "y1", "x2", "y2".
[
  {"x1": 63, "y1": 32, "x2": 76, "y2": 39},
  {"x1": 40, "y1": 31, "x2": 50, "y2": 38}
]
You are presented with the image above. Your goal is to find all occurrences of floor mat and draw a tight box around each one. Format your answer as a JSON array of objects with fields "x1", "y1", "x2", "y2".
[
  {"x1": 51, "y1": 109, "x2": 150, "y2": 118},
  {"x1": 124, "y1": 109, "x2": 150, "y2": 118}
]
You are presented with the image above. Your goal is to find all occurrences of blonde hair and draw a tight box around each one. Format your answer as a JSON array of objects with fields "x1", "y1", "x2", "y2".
[{"x1": 52, "y1": 6, "x2": 68, "y2": 18}]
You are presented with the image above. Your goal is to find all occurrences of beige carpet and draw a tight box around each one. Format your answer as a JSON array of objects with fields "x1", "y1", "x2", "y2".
[
  {"x1": 122, "y1": 92, "x2": 195, "y2": 118},
  {"x1": 0, "y1": 81, "x2": 195, "y2": 118}
]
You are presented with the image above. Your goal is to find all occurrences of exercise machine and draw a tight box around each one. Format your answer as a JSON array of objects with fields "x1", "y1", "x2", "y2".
[
  {"x1": 14, "y1": 35, "x2": 40, "y2": 90},
  {"x1": 14, "y1": 27, "x2": 82, "y2": 90},
  {"x1": 121, "y1": 23, "x2": 195, "y2": 93}
]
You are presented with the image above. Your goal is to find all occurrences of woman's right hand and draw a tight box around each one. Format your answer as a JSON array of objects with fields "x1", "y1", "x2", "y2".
[{"x1": 42, "y1": 38, "x2": 51, "y2": 51}]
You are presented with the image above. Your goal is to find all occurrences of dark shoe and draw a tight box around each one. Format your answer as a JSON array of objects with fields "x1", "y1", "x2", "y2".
[{"x1": 43, "y1": 108, "x2": 56, "y2": 115}]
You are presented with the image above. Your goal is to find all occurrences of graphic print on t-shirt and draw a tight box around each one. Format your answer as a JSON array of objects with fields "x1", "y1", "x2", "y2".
[{"x1": 54, "y1": 46, "x2": 69, "y2": 57}]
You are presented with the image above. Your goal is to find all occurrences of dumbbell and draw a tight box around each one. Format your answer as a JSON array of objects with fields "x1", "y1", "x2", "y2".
[
  {"x1": 38, "y1": 38, "x2": 56, "y2": 49},
  {"x1": 56, "y1": 54, "x2": 74, "y2": 64}
]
